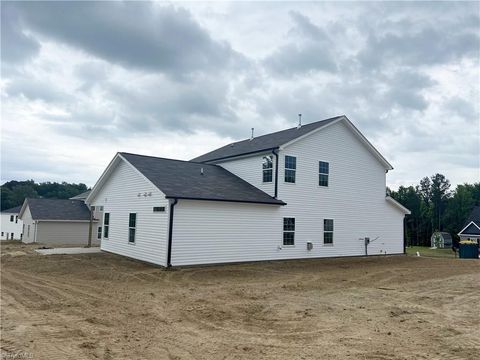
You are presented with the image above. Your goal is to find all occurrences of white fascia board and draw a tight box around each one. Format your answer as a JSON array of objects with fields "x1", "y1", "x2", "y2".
[
  {"x1": 386, "y1": 196, "x2": 411, "y2": 214},
  {"x1": 85, "y1": 153, "x2": 123, "y2": 204},
  {"x1": 280, "y1": 116, "x2": 394, "y2": 171},
  {"x1": 457, "y1": 221, "x2": 480, "y2": 236},
  {"x1": 18, "y1": 199, "x2": 29, "y2": 219},
  {"x1": 117, "y1": 154, "x2": 167, "y2": 197}
]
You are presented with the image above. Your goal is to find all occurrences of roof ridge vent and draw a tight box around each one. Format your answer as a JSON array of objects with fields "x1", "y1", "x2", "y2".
[{"x1": 297, "y1": 114, "x2": 302, "y2": 129}]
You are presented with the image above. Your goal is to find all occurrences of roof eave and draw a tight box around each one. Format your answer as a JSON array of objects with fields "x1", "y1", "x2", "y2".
[
  {"x1": 386, "y1": 196, "x2": 411, "y2": 214},
  {"x1": 165, "y1": 195, "x2": 286, "y2": 206}
]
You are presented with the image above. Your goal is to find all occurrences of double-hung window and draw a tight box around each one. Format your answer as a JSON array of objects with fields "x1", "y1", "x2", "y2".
[
  {"x1": 319, "y1": 161, "x2": 329, "y2": 187},
  {"x1": 128, "y1": 213, "x2": 136, "y2": 244},
  {"x1": 10, "y1": 215, "x2": 14, "y2": 222},
  {"x1": 324, "y1": 219, "x2": 334, "y2": 245},
  {"x1": 262, "y1": 155, "x2": 273, "y2": 183},
  {"x1": 97, "y1": 227, "x2": 102, "y2": 239},
  {"x1": 103, "y1": 213, "x2": 110, "y2": 239},
  {"x1": 283, "y1": 217, "x2": 295, "y2": 246},
  {"x1": 284, "y1": 156, "x2": 296, "y2": 183}
]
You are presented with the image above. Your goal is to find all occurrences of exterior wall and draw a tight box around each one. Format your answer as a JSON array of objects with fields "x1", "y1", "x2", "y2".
[
  {"x1": 89, "y1": 159, "x2": 169, "y2": 266},
  {"x1": 217, "y1": 153, "x2": 276, "y2": 197},
  {"x1": 35, "y1": 221, "x2": 95, "y2": 246},
  {"x1": 20, "y1": 206, "x2": 37, "y2": 244},
  {"x1": 173, "y1": 121, "x2": 406, "y2": 266},
  {"x1": 171, "y1": 200, "x2": 281, "y2": 266},
  {"x1": 1, "y1": 213, "x2": 23, "y2": 240}
]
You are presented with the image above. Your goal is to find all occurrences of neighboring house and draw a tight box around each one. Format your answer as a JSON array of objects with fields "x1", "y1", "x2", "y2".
[
  {"x1": 1, "y1": 206, "x2": 23, "y2": 240},
  {"x1": 19, "y1": 198, "x2": 98, "y2": 246},
  {"x1": 430, "y1": 231, "x2": 453, "y2": 248},
  {"x1": 86, "y1": 115, "x2": 410, "y2": 267},
  {"x1": 458, "y1": 206, "x2": 480, "y2": 243},
  {"x1": 70, "y1": 190, "x2": 91, "y2": 201}
]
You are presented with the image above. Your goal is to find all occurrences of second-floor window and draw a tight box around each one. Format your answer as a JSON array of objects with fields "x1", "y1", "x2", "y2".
[
  {"x1": 284, "y1": 155, "x2": 296, "y2": 183},
  {"x1": 319, "y1": 161, "x2": 329, "y2": 187},
  {"x1": 10, "y1": 215, "x2": 14, "y2": 222},
  {"x1": 262, "y1": 155, "x2": 273, "y2": 183}
]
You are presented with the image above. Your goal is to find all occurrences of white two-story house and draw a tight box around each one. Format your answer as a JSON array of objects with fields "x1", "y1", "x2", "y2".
[{"x1": 86, "y1": 115, "x2": 410, "y2": 267}]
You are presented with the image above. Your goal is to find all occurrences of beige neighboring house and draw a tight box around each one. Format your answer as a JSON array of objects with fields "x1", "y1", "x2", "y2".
[{"x1": 19, "y1": 198, "x2": 99, "y2": 246}]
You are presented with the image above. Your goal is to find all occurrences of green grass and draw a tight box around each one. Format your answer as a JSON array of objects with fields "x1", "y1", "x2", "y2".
[{"x1": 406, "y1": 246, "x2": 456, "y2": 258}]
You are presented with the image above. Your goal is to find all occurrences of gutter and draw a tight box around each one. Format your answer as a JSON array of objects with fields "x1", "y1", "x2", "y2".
[
  {"x1": 166, "y1": 198, "x2": 178, "y2": 268},
  {"x1": 272, "y1": 148, "x2": 279, "y2": 199},
  {"x1": 200, "y1": 147, "x2": 279, "y2": 164}
]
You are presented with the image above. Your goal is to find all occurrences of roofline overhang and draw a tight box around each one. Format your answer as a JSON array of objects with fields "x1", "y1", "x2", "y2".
[
  {"x1": 457, "y1": 221, "x2": 480, "y2": 236},
  {"x1": 33, "y1": 219, "x2": 98, "y2": 223},
  {"x1": 386, "y1": 196, "x2": 411, "y2": 214},
  {"x1": 199, "y1": 147, "x2": 279, "y2": 164},
  {"x1": 164, "y1": 195, "x2": 286, "y2": 206}
]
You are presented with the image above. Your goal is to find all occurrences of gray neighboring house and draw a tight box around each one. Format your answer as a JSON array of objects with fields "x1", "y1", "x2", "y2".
[
  {"x1": 69, "y1": 190, "x2": 91, "y2": 201},
  {"x1": 458, "y1": 206, "x2": 480, "y2": 243},
  {"x1": 19, "y1": 198, "x2": 98, "y2": 246}
]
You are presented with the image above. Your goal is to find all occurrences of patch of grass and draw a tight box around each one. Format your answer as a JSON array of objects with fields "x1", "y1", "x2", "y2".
[{"x1": 406, "y1": 246, "x2": 456, "y2": 258}]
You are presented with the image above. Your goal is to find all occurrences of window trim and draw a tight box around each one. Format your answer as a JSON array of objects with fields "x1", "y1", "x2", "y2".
[
  {"x1": 284, "y1": 155, "x2": 297, "y2": 184},
  {"x1": 323, "y1": 219, "x2": 334, "y2": 246},
  {"x1": 128, "y1": 213, "x2": 136, "y2": 244},
  {"x1": 283, "y1": 217, "x2": 295, "y2": 246},
  {"x1": 103, "y1": 213, "x2": 110, "y2": 239},
  {"x1": 319, "y1": 161, "x2": 329, "y2": 187},
  {"x1": 262, "y1": 155, "x2": 273, "y2": 183}
]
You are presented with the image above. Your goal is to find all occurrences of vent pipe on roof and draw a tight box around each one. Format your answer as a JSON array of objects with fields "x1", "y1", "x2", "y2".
[
  {"x1": 297, "y1": 114, "x2": 302, "y2": 129},
  {"x1": 250, "y1": 127, "x2": 254, "y2": 140},
  {"x1": 200, "y1": 167, "x2": 204, "y2": 175}
]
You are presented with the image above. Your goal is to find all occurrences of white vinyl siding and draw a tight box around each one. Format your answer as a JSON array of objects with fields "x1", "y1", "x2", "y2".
[
  {"x1": 88, "y1": 159, "x2": 169, "y2": 266},
  {"x1": 1, "y1": 212, "x2": 24, "y2": 241},
  {"x1": 216, "y1": 154, "x2": 275, "y2": 197}
]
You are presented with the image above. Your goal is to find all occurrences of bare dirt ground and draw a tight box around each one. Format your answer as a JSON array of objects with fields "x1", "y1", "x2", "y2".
[{"x1": 1, "y1": 241, "x2": 479, "y2": 360}]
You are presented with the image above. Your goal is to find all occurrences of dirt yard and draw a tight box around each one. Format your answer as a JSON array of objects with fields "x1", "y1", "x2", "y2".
[{"x1": 1, "y1": 241, "x2": 479, "y2": 360}]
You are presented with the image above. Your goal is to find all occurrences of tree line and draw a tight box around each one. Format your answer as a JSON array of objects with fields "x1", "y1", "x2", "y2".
[
  {"x1": 1, "y1": 180, "x2": 89, "y2": 211},
  {"x1": 388, "y1": 174, "x2": 480, "y2": 246}
]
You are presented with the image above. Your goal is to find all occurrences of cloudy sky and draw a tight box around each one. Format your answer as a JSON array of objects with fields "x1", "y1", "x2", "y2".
[{"x1": 1, "y1": 1, "x2": 479, "y2": 189}]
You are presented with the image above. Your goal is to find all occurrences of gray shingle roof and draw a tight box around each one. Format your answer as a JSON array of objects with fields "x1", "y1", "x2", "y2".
[
  {"x1": 120, "y1": 153, "x2": 285, "y2": 205},
  {"x1": 1, "y1": 205, "x2": 22, "y2": 214},
  {"x1": 24, "y1": 198, "x2": 92, "y2": 221},
  {"x1": 460, "y1": 206, "x2": 480, "y2": 235},
  {"x1": 191, "y1": 116, "x2": 343, "y2": 163}
]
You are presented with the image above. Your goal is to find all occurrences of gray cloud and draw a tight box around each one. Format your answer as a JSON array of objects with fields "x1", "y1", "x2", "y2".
[
  {"x1": 7, "y1": 1, "x2": 243, "y2": 78},
  {"x1": 0, "y1": 2, "x2": 40, "y2": 63}
]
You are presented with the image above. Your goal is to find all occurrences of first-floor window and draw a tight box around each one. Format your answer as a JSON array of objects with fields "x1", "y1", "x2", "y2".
[
  {"x1": 128, "y1": 213, "x2": 136, "y2": 243},
  {"x1": 324, "y1": 219, "x2": 334, "y2": 244},
  {"x1": 103, "y1": 213, "x2": 110, "y2": 238},
  {"x1": 1, "y1": 232, "x2": 3, "y2": 237},
  {"x1": 97, "y1": 227, "x2": 102, "y2": 239},
  {"x1": 283, "y1": 217, "x2": 295, "y2": 245},
  {"x1": 27, "y1": 225, "x2": 30, "y2": 237}
]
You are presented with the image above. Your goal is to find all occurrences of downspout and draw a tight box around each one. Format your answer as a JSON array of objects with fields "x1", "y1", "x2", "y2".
[
  {"x1": 166, "y1": 199, "x2": 178, "y2": 268},
  {"x1": 272, "y1": 148, "x2": 279, "y2": 199}
]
